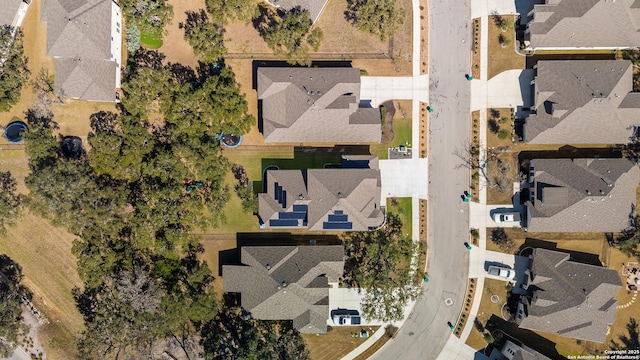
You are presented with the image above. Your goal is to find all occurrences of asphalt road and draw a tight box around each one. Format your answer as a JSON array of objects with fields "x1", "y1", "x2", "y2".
[{"x1": 370, "y1": 0, "x2": 472, "y2": 358}]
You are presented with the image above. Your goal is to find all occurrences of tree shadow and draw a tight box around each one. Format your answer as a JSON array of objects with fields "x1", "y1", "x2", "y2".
[{"x1": 611, "y1": 317, "x2": 640, "y2": 350}]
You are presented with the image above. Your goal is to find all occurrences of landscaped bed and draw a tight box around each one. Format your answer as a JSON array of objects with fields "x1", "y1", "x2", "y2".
[
  {"x1": 487, "y1": 15, "x2": 524, "y2": 80},
  {"x1": 370, "y1": 100, "x2": 412, "y2": 159},
  {"x1": 465, "y1": 278, "x2": 511, "y2": 350}
]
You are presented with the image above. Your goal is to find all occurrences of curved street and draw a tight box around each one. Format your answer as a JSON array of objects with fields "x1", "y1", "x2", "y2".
[{"x1": 370, "y1": 0, "x2": 472, "y2": 358}]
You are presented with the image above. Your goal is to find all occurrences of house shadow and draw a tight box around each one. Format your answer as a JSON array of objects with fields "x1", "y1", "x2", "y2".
[
  {"x1": 518, "y1": 238, "x2": 603, "y2": 266},
  {"x1": 518, "y1": 147, "x2": 622, "y2": 163},
  {"x1": 485, "y1": 315, "x2": 566, "y2": 360},
  {"x1": 260, "y1": 145, "x2": 371, "y2": 172}
]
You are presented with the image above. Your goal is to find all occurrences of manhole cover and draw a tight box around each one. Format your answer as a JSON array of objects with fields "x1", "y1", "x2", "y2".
[
  {"x1": 491, "y1": 295, "x2": 500, "y2": 303},
  {"x1": 444, "y1": 297, "x2": 454, "y2": 306}
]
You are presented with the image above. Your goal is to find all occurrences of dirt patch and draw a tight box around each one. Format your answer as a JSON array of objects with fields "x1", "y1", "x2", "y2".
[
  {"x1": 161, "y1": 0, "x2": 205, "y2": 68},
  {"x1": 352, "y1": 59, "x2": 412, "y2": 76},
  {"x1": 486, "y1": 108, "x2": 514, "y2": 149},
  {"x1": 487, "y1": 15, "x2": 525, "y2": 80},
  {"x1": 486, "y1": 151, "x2": 519, "y2": 205}
]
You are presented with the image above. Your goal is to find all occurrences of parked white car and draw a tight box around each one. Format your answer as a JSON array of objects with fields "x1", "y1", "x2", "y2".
[
  {"x1": 492, "y1": 211, "x2": 521, "y2": 223},
  {"x1": 487, "y1": 265, "x2": 516, "y2": 280}
]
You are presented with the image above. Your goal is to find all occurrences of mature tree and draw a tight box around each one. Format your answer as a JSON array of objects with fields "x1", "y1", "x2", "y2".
[
  {"x1": 126, "y1": 25, "x2": 141, "y2": 54},
  {"x1": 0, "y1": 255, "x2": 30, "y2": 357},
  {"x1": 202, "y1": 306, "x2": 310, "y2": 360},
  {"x1": 181, "y1": 10, "x2": 227, "y2": 64},
  {"x1": 254, "y1": 4, "x2": 323, "y2": 65},
  {"x1": 232, "y1": 164, "x2": 258, "y2": 213},
  {"x1": 30, "y1": 68, "x2": 63, "y2": 119},
  {"x1": 119, "y1": 0, "x2": 173, "y2": 40},
  {"x1": 0, "y1": 26, "x2": 29, "y2": 112},
  {"x1": 206, "y1": 0, "x2": 257, "y2": 23},
  {"x1": 490, "y1": 228, "x2": 515, "y2": 252},
  {"x1": 342, "y1": 213, "x2": 424, "y2": 322},
  {"x1": 345, "y1": 0, "x2": 404, "y2": 41},
  {"x1": 0, "y1": 172, "x2": 22, "y2": 234}
]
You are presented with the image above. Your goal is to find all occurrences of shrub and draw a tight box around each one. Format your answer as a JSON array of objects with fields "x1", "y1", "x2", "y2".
[{"x1": 498, "y1": 129, "x2": 510, "y2": 139}]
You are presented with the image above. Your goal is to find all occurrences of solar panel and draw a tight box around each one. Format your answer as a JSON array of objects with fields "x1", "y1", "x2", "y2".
[
  {"x1": 328, "y1": 214, "x2": 349, "y2": 222},
  {"x1": 270, "y1": 219, "x2": 299, "y2": 227},
  {"x1": 274, "y1": 182, "x2": 279, "y2": 201},
  {"x1": 293, "y1": 204, "x2": 308, "y2": 212},
  {"x1": 281, "y1": 191, "x2": 287, "y2": 208},
  {"x1": 334, "y1": 210, "x2": 343, "y2": 215},
  {"x1": 323, "y1": 222, "x2": 353, "y2": 230},
  {"x1": 279, "y1": 211, "x2": 306, "y2": 219}
]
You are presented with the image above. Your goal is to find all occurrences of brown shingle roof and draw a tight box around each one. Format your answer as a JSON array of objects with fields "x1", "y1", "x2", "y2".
[
  {"x1": 257, "y1": 67, "x2": 381, "y2": 143},
  {"x1": 222, "y1": 245, "x2": 344, "y2": 333},
  {"x1": 525, "y1": 158, "x2": 639, "y2": 232},
  {"x1": 518, "y1": 248, "x2": 621, "y2": 343},
  {"x1": 524, "y1": 60, "x2": 640, "y2": 144}
]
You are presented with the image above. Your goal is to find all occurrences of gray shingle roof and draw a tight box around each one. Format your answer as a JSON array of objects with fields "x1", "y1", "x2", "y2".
[
  {"x1": 525, "y1": 158, "x2": 639, "y2": 232},
  {"x1": 524, "y1": 60, "x2": 640, "y2": 144},
  {"x1": 258, "y1": 156, "x2": 384, "y2": 231},
  {"x1": 42, "y1": 0, "x2": 118, "y2": 101},
  {"x1": 222, "y1": 245, "x2": 344, "y2": 333},
  {"x1": 54, "y1": 57, "x2": 117, "y2": 102},
  {"x1": 266, "y1": 0, "x2": 329, "y2": 23},
  {"x1": 257, "y1": 67, "x2": 381, "y2": 143},
  {"x1": 0, "y1": 0, "x2": 22, "y2": 27},
  {"x1": 518, "y1": 248, "x2": 621, "y2": 343},
  {"x1": 526, "y1": 0, "x2": 640, "y2": 49}
]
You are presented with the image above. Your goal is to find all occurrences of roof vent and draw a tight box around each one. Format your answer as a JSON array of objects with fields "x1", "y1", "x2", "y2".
[
  {"x1": 266, "y1": 264, "x2": 271, "y2": 270},
  {"x1": 600, "y1": 190, "x2": 604, "y2": 194},
  {"x1": 281, "y1": 281, "x2": 287, "y2": 288},
  {"x1": 586, "y1": 190, "x2": 591, "y2": 195}
]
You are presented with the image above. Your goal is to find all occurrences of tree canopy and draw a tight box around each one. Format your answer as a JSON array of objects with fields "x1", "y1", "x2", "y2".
[
  {"x1": 254, "y1": 4, "x2": 323, "y2": 65},
  {"x1": 119, "y1": 0, "x2": 173, "y2": 41},
  {"x1": 345, "y1": 0, "x2": 404, "y2": 41},
  {"x1": 0, "y1": 171, "x2": 22, "y2": 234},
  {"x1": 342, "y1": 213, "x2": 424, "y2": 322},
  {"x1": 0, "y1": 255, "x2": 30, "y2": 358},
  {"x1": 182, "y1": 10, "x2": 227, "y2": 64},
  {"x1": 0, "y1": 26, "x2": 29, "y2": 112}
]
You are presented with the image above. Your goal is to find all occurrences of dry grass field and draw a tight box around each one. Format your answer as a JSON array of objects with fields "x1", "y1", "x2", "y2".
[
  {"x1": 161, "y1": 0, "x2": 204, "y2": 68},
  {"x1": 302, "y1": 326, "x2": 379, "y2": 360},
  {"x1": 0, "y1": 211, "x2": 84, "y2": 360}
]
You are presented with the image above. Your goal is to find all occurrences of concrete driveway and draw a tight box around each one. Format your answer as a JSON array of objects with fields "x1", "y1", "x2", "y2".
[
  {"x1": 471, "y1": 69, "x2": 534, "y2": 111},
  {"x1": 379, "y1": 158, "x2": 428, "y2": 203},
  {"x1": 360, "y1": 75, "x2": 429, "y2": 107},
  {"x1": 328, "y1": 288, "x2": 384, "y2": 326},
  {"x1": 469, "y1": 203, "x2": 525, "y2": 229}
]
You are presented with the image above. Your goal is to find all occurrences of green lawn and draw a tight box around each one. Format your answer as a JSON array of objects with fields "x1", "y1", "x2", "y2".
[
  {"x1": 370, "y1": 118, "x2": 412, "y2": 159},
  {"x1": 386, "y1": 197, "x2": 412, "y2": 237},
  {"x1": 140, "y1": 33, "x2": 163, "y2": 48}
]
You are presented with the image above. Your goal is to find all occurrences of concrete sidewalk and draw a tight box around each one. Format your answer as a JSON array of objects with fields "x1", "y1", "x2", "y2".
[{"x1": 360, "y1": 75, "x2": 430, "y2": 107}]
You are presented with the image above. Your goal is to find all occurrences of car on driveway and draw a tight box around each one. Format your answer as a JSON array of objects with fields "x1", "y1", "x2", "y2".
[
  {"x1": 487, "y1": 265, "x2": 515, "y2": 280},
  {"x1": 492, "y1": 211, "x2": 521, "y2": 223},
  {"x1": 331, "y1": 308, "x2": 361, "y2": 325}
]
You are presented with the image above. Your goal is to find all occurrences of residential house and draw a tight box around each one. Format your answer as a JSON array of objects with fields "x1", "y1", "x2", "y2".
[
  {"x1": 523, "y1": 0, "x2": 640, "y2": 50},
  {"x1": 42, "y1": 0, "x2": 122, "y2": 102},
  {"x1": 223, "y1": 245, "x2": 344, "y2": 333},
  {"x1": 258, "y1": 155, "x2": 385, "y2": 231},
  {"x1": 0, "y1": 0, "x2": 29, "y2": 34},
  {"x1": 515, "y1": 248, "x2": 621, "y2": 343},
  {"x1": 264, "y1": 0, "x2": 329, "y2": 23},
  {"x1": 257, "y1": 67, "x2": 381, "y2": 143},
  {"x1": 487, "y1": 339, "x2": 552, "y2": 360},
  {"x1": 524, "y1": 158, "x2": 639, "y2": 233},
  {"x1": 524, "y1": 60, "x2": 640, "y2": 144}
]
